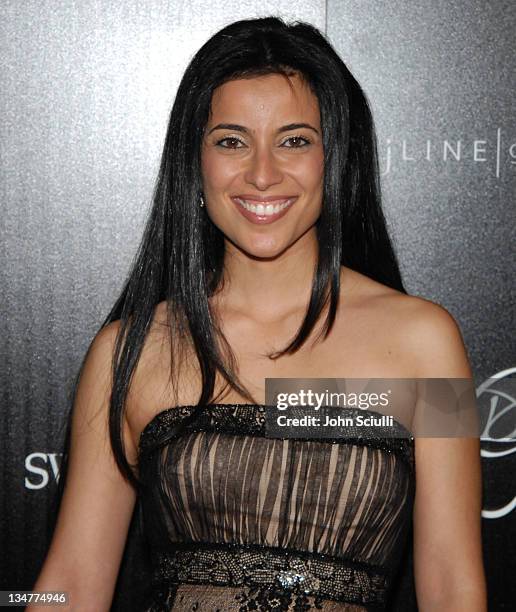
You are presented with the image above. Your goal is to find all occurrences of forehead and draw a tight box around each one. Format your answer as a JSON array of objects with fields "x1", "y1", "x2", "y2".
[{"x1": 208, "y1": 73, "x2": 320, "y2": 125}]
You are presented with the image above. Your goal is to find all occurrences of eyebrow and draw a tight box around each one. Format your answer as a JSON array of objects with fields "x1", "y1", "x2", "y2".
[{"x1": 207, "y1": 122, "x2": 320, "y2": 136}]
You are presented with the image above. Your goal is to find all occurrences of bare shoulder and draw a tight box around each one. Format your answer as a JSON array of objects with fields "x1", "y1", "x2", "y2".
[
  {"x1": 88, "y1": 317, "x2": 123, "y2": 354},
  {"x1": 90, "y1": 301, "x2": 170, "y2": 349},
  {"x1": 88, "y1": 302, "x2": 171, "y2": 373},
  {"x1": 341, "y1": 266, "x2": 442, "y2": 320},
  {"x1": 340, "y1": 267, "x2": 472, "y2": 378},
  {"x1": 124, "y1": 300, "x2": 197, "y2": 438},
  {"x1": 125, "y1": 298, "x2": 171, "y2": 387},
  {"x1": 377, "y1": 287, "x2": 472, "y2": 378}
]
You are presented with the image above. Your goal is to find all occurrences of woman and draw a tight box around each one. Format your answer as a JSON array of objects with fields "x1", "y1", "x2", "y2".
[{"x1": 31, "y1": 17, "x2": 486, "y2": 611}]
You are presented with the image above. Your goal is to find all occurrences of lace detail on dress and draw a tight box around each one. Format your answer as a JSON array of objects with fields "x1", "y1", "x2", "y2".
[{"x1": 150, "y1": 542, "x2": 389, "y2": 610}]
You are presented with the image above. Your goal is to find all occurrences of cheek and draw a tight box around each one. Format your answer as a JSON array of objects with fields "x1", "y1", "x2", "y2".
[
  {"x1": 295, "y1": 152, "x2": 324, "y2": 191},
  {"x1": 201, "y1": 151, "x2": 237, "y2": 191}
]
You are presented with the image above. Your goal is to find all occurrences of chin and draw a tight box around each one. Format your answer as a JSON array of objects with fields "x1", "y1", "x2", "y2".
[{"x1": 235, "y1": 235, "x2": 290, "y2": 260}]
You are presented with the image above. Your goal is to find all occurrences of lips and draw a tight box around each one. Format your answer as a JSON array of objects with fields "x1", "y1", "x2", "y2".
[{"x1": 231, "y1": 195, "x2": 298, "y2": 225}]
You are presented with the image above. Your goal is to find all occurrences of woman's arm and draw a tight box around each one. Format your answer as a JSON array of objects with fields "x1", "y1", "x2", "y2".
[
  {"x1": 407, "y1": 301, "x2": 487, "y2": 611},
  {"x1": 27, "y1": 322, "x2": 138, "y2": 611}
]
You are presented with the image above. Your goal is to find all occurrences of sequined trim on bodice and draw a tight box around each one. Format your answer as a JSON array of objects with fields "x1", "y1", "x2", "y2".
[{"x1": 138, "y1": 403, "x2": 415, "y2": 468}]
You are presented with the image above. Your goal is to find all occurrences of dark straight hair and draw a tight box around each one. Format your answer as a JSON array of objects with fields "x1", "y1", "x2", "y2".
[{"x1": 55, "y1": 16, "x2": 405, "y2": 501}]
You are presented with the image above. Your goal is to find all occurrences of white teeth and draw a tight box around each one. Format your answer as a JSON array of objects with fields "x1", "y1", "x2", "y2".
[{"x1": 235, "y1": 198, "x2": 293, "y2": 216}]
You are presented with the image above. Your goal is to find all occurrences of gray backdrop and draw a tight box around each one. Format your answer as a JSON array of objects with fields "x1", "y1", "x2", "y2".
[{"x1": 1, "y1": 1, "x2": 514, "y2": 610}]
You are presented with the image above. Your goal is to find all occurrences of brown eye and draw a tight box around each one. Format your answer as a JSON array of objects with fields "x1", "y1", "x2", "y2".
[
  {"x1": 282, "y1": 136, "x2": 311, "y2": 148},
  {"x1": 216, "y1": 137, "x2": 244, "y2": 149}
]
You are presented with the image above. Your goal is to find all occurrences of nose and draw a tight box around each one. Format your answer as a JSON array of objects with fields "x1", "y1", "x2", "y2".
[{"x1": 244, "y1": 147, "x2": 283, "y2": 191}]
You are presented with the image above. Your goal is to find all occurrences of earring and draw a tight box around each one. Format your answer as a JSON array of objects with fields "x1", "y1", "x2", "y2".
[{"x1": 200, "y1": 194, "x2": 205, "y2": 208}]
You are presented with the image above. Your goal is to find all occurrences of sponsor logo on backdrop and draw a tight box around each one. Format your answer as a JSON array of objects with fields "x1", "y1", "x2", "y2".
[
  {"x1": 478, "y1": 367, "x2": 516, "y2": 519},
  {"x1": 381, "y1": 129, "x2": 516, "y2": 178},
  {"x1": 25, "y1": 453, "x2": 61, "y2": 489}
]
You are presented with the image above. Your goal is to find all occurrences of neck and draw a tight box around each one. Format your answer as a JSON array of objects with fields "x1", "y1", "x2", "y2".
[{"x1": 213, "y1": 228, "x2": 319, "y2": 324}]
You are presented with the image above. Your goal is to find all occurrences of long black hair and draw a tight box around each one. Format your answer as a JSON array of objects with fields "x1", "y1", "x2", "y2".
[{"x1": 55, "y1": 16, "x2": 405, "y2": 503}]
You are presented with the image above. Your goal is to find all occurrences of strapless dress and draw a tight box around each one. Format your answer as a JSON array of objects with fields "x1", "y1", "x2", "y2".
[{"x1": 137, "y1": 404, "x2": 415, "y2": 611}]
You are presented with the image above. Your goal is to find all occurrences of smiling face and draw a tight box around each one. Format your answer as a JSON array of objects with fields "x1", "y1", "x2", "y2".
[{"x1": 201, "y1": 73, "x2": 324, "y2": 260}]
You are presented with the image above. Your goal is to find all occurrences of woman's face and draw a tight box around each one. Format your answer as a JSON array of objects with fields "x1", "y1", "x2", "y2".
[{"x1": 201, "y1": 73, "x2": 324, "y2": 259}]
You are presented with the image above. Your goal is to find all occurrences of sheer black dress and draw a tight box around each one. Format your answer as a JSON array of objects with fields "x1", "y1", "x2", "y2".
[{"x1": 137, "y1": 404, "x2": 415, "y2": 611}]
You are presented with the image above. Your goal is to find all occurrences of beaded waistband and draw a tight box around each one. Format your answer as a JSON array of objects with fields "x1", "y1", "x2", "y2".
[{"x1": 151, "y1": 542, "x2": 389, "y2": 608}]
